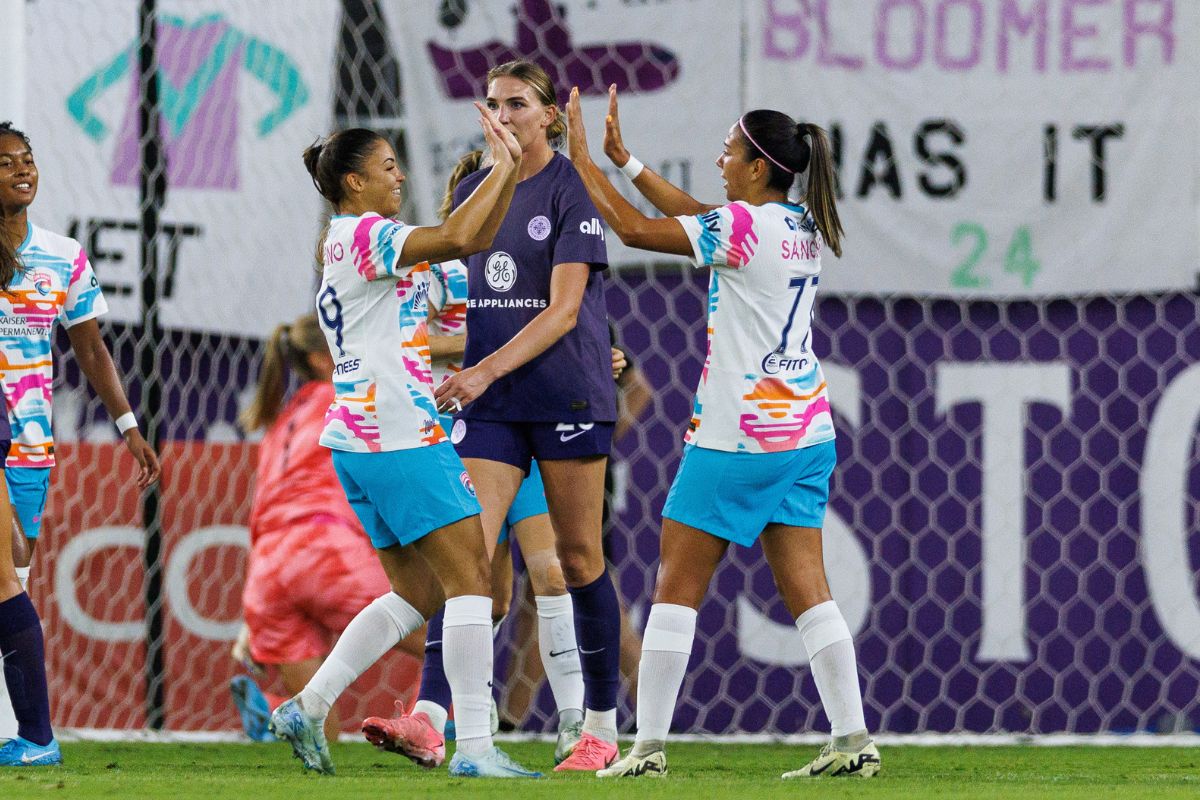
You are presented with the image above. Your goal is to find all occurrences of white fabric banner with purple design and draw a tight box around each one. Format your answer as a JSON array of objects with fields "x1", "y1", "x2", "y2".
[
  {"x1": 748, "y1": 0, "x2": 1200, "y2": 297},
  {"x1": 386, "y1": 0, "x2": 739, "y2": 266},
  {"x1": 26, "y1": 1, "x2": 337, "y2": 336}
]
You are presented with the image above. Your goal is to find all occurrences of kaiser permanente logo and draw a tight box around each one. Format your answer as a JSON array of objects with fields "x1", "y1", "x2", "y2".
[{"x1": 66, "y1": 13, "x2": 308, "y2": 191}]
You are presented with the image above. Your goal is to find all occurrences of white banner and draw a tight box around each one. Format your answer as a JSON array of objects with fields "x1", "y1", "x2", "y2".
[
  {"x1": 27, "y1": 2, "x2": 336, "y2": 336},
  {"x1": 387, "y1": 0, "x2": 738, "y2": 266},
  {"x1": 748, "y1": 0, "x2": 1200, "y2": 297}
]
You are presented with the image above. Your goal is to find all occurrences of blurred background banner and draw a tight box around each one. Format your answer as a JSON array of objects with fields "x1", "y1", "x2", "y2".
[
  {"x1": 388, "y1": 0, "x2": 739, "y2": 265},
  {"x1": 25, "y1": 1, "x2": 337, "y2": 337},
  {"x1": 749, "y1": 0, "x2": 1200, "y2": 297}
]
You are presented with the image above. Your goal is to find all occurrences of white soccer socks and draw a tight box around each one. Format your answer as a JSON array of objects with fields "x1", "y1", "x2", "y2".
[
  {"x1": 299, "y1": 592, "x2": 424, "y2": 720},
  {"x1": 796, "y1": 600, "x2": 867, "y2": 739},
  {"x1": 631, "y1": 603, "x2": 697, "y2": 754},
  {"x1": 535, "y1": 593, "x2": 584, "y2": 727},
  {"x1": 442, "y1": 594, "x2": 495, "y2": 756}
]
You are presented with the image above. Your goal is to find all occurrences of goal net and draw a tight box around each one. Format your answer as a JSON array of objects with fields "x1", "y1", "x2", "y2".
[{"x1": 7, "y1": 0, "x2": 1199, "y2": 740}]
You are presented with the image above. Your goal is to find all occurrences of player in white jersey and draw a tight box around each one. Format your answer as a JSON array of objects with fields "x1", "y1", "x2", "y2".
[
  {"x1": 1, "y1": 121, "x2": 159, "y2": 761},
  {"x1": 365, "y1": 148, "x2": 586, "y2": 766},
  {"x1": 267, "y1": 106, "x2": 539, "y2": 780},
  {"x1": 566, "y1": 89, "x2": 879, "y2": 779},
  {"x1": 0, "y1": 121, "x2": 160, "y2": 575}
]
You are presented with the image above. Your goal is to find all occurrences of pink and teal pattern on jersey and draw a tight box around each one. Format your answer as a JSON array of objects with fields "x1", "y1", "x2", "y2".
[
  {"x1": 323, "y1": 379, "x2": 381, "y2": 452},
  {"x1": 428, "y1": 259, "x2": 469, "y2": 385},
  {"x1": 695, "y1": 202, "x2": 759, "y2": 269},
  {"x1": 737, "y1": 375, "x2": 833, "y2": 453},
  {"x1": 351, "y1": 215, "x2": 407, "y2": 280},
  {"x1": 1, "y1": 224, "x2": 108, "y2": 467}
]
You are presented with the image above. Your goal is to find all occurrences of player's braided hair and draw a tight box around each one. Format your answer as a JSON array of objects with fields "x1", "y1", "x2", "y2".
[
  {"x1": 0, "y1": 121, "x2": 33, "y2": 290},
  {"x1": 239, "y1": 314, "x2": 329, "y2": 431}
]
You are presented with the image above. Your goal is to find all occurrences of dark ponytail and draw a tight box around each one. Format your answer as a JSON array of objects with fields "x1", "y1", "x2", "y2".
[
  {"x1": 798, "y1": 122, "x2": 843, "y2": 258},
  {"x1": 302, "y1": 128, "x2": 386, "y2": 207},
  {"x1": 303, "y1": 128, "x2": 386, "y2": 266},
  {"x1": 0, "y1": 121, "x2": 33, "y2": 290},
  {"x1": 738, "y1": 110, "x2": 844, "y2": 258}
]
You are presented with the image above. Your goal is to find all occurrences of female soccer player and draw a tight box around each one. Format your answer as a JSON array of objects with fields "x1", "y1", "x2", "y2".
[
  {"x1": 565, "y1": 87, "x2": 881, "y2": 779},
  {"x1": 363, "y1": 148, "x2": 586, "y2": 767},
  {"x1": 268, "y1": 107, "x2": 539, "y2": 779},
  {"x1": 232, "y1": 314, "x2": 424, "y2": 743},
  {"x1": 431, "y1": 60, "x2": 622, "y2": 772},
  {"x1": 0, "y1": 121, "x2": 159, "y2": 586}
]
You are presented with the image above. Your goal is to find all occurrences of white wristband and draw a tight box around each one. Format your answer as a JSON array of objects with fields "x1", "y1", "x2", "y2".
[
  {"x1": 115, "y1": 412, "x2": 139, "y2": 435},
  {"x1": 619, "y1": 154, "x2": 645, "y2": 181}
]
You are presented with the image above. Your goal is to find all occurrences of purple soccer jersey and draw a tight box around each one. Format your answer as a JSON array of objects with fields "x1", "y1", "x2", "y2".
[{"x1": 454, "y1": 153, "x2": 616, "y2": 423}]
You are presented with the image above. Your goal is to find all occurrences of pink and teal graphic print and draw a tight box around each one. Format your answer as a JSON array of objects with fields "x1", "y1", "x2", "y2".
[
  {"x1": 66, "y1": 13, "x2": 308, "y2": 190},
  {"x1": 1, "y1": 224, "x2": 108, "y2": 467}
]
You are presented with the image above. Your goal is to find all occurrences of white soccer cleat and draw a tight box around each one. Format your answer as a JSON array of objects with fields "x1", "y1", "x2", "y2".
[
  {"x1": 596, "y1": 748, "x2": 667, "y2": 778},
  {"x1": 781, "y1": 739, "x2": 880, "y2": 779}
]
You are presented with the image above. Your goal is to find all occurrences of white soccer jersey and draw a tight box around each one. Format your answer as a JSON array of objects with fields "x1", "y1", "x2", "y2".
[
  {"x1": 427, "y1": 258, "x2": 468, "y2": 387},
  {"x1": 316, "y1": 213, "x2": 446, "y2": 453},
  {"x1": 675, "y1": 201, "x2": 835, "y2": 454}
]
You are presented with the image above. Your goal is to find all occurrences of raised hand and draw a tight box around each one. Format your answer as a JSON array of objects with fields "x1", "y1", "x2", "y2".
[
  {"x1": 566, "y1": 86, "x2": 590, "y2": 164},
  {"x1": 476, "y1": 101, "x2": 515, "y2": 167},
  {"x1": 603, "y1": 84, "x2": 631, "y2": 167}
]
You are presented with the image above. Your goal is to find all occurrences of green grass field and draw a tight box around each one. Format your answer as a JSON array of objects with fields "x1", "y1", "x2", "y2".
[{"x1": 2, "y1": 741, "x2": 1197, "y2": 799}]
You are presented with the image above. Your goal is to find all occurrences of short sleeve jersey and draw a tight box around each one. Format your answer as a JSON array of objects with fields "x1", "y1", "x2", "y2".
[
  {"x1": 674, "y1": 201, "x2": 835, "y2": 454},
  {"x1": 453, "y1": 153, "x2": 616, "y2": 423},
  {"x1": 250, "y1": 381, "x2": 362, "y2": 541},
  {"x1": 315, "y1": 213, "x2": 446, "y2": 453},
  {"x1": 1, "y1": 222, "x2": 109, "y2": 468},
  {"x1": 427, "y1": 258, "x2": 469, "y2": 387}
]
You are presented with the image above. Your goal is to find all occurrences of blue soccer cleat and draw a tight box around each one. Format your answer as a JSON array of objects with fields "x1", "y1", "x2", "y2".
[
  {"x1": 0, "y1": 736, "x2": 62, "y2": 767},
  {"x1": 268, "y1": 697, "x2": 334, "y2": 775},
  {"x1": 448, "y1": 745, "x2": 542, "y2": 778},
  {"x1": 230, "y1": 675, "x2": 276, "y2": 742}
]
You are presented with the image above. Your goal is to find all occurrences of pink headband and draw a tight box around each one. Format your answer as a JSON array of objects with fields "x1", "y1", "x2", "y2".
[{"x1": 738, "y1": 116, "x2": 794, "y2": 174}]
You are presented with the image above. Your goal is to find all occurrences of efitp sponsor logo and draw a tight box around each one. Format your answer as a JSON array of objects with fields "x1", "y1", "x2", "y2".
[
  {"x1": 761, "y1": 351, "x2": 810, "y2": 375},
  {"x1": 67, "y1": 12, "x2": 309, "y2": 190}
]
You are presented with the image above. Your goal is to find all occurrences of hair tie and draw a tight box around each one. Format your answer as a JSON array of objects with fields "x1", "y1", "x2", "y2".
[{"x1": 739, "y1": 115, "x2": 795, "y2": 175}]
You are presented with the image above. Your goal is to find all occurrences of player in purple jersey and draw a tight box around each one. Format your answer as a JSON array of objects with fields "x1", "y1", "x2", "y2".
[
  {"x1": 267, "y1": 108, "x2": 540, "y2": 780},
  {"x1": 566, "y1": 88, "x2": 879, "y2": 779},
  {"x1": 431, "y1": 60, "x2": 622, "y2": 772}
]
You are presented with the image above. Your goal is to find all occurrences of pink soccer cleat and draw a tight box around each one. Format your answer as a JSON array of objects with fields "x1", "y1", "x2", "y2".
[
  {"x1": 362, "y1": 705, "x2": 445, "y2": 769},
  {"x1": 552, "y1": 731, "x2": 618, "y2": 772}
]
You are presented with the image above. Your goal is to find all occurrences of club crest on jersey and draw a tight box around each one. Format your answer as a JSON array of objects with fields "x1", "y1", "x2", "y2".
[
  {"x1": 30, "y1": 271, "x2": 54, "y2": 296},
  {"x1": 485, "y1": 251, "x2": 517, "y2": 292},
  {"x1": 527, "y1": 215, "x2": 551, "y2": 241},
  {"x1": 459, "y1": 470, "x2": 476, "y2": 497}
]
